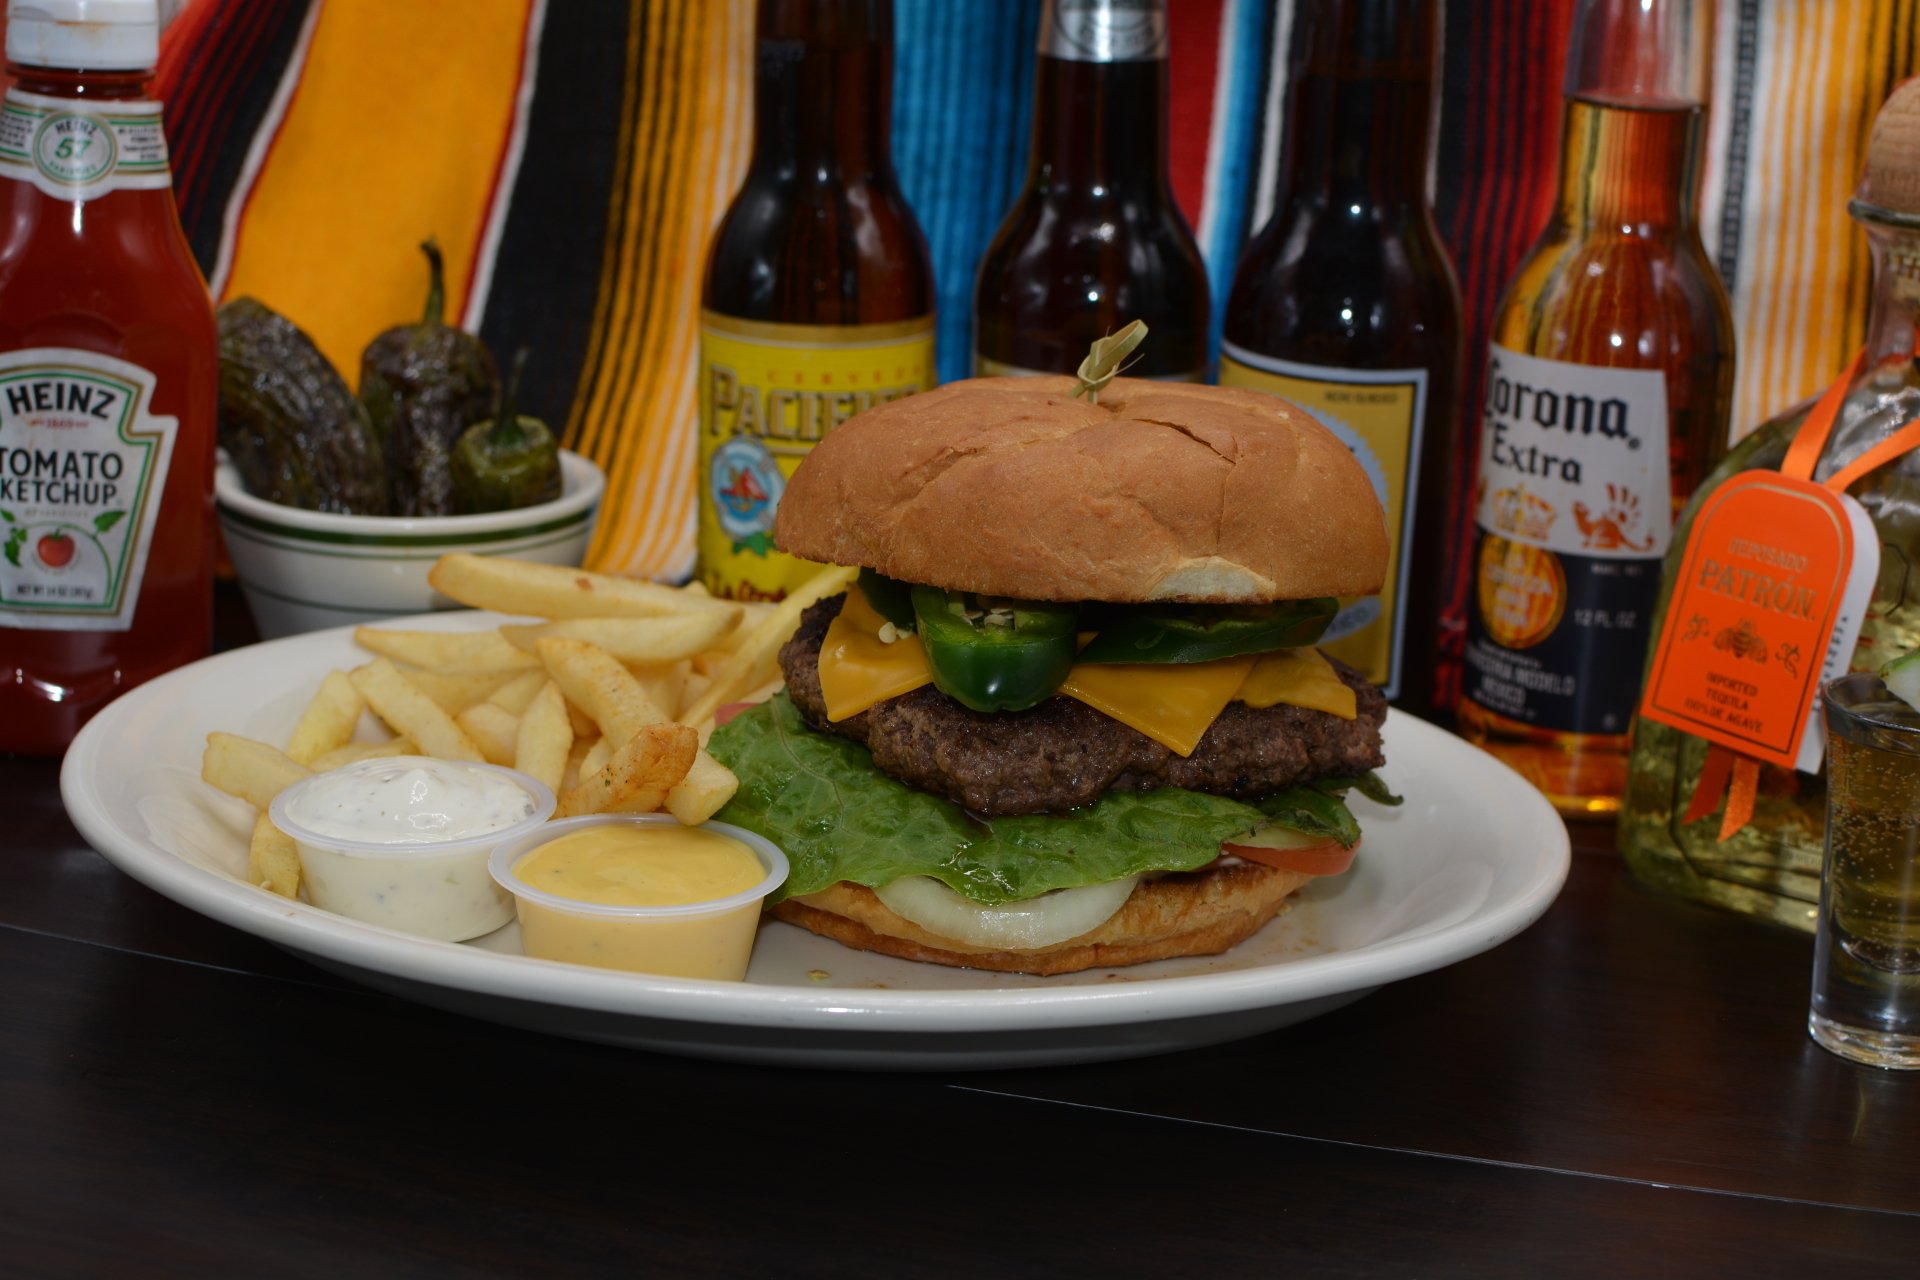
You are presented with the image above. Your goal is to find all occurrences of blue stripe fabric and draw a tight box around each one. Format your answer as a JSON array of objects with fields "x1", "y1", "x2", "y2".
[
  {"x1": 1199, "y1": 0, "x2": 1276, "y2": 361},
  {"x1": 893, "y1": 0, "x2": 1043, "y2": 383}
]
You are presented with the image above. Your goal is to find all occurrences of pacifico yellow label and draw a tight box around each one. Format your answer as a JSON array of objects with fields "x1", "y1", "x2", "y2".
[
  {"x1": 1217, "y1": 343, "x2": 1427, "y2": 698},
  {"x1": 696, "y1": 311, "x2": 935, "y2": 600}
]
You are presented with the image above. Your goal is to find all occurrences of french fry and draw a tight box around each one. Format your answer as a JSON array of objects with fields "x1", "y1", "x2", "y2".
[
  {"x1": 665, "y1": 751, "x2": 739, "y2": 825},
  {"x1": 427, "y1": 553, "x2": 735, "y2": 621},
  {"x1": 248, "y1": 812, "x2": 301, "y2": 899},
  {"x1": 557, "y1": 721, "x2": 698, "y2": 818},
  {"x1": 561, "y1": 734, "x2": 597, "y2": 794},
  {"x1": 514, "y1": 680, "x2": 572, "y2": 793},
  {"x1": 534, "y1": 637, "x2": 671, "y2": 744},
  {"x1": 679, "y1": 672, "x2": 712, "y2": 719},
  {"x1": 349, "y1": 659, "x2": 487, "y2": 762},
  {"x1": 284, "y1": 670, "x2": 364, "y2": 766},
  {"x1": 355, "y1": 626, "x2": 540, "y2": 675},
  {"x1": 486, "y1": 669, "x2": 549, "y2": 715},
  {"x1": 580, "y1": 735, "x2": 613, "y2": 778},
  {"x1": 202, "y1": 733, "x2": 309, "y2": 809},
  {"x1": 629, "y1": 659, "x2": 690, "y2": 720},
  {"x1": 309, "y1": 737, "x2": 417, "y2": 771},
  {"x1": 499, "y1": 611, "x2": 738, "y2": 665},
  {"x1": 395, "y1": 666, "x2": 518, "y2": 715},
  {"x1": 681, "y1": 564, "x2": 856, "y2": 726},
  {"x1": 456, "y1": 702, "x2": 520, "y2": 766}
]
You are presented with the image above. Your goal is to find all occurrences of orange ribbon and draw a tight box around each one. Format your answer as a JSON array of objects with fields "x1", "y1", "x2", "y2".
[{"x1": 1683, "y1": 343, "x2": 1917, "y2": 839}]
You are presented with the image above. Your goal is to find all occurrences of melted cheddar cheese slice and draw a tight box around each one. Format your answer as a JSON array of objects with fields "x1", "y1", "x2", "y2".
[
  {"x1": 815, "y1": 594, "x2": 1359, "y2": 755},
  {"x1": 817, "y1": 590, "x2": 934, "y2": 720},
  {"x1": 1238, "y1": 647, "x2": 1357, "y2": 720}
]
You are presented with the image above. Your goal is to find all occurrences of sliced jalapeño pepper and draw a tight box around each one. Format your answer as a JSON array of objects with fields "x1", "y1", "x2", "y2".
[
  {"x1": 858, "y1": 568, "x2": 918, "y2": 631},
  {"x1": 1074, "y1": 597, "x2": 1339, "y2": 665},
  {"x1": 909, "y1": 586, "x2": 1078, "y2": 713}
]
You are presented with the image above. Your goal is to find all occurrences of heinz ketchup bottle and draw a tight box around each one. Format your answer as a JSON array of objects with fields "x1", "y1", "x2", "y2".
[{"x1": 0, "y1": 0, "x2": 217, "y2": 755}]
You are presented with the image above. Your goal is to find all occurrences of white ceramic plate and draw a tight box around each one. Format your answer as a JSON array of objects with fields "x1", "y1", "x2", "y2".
[{"x1": 61, "y1": 613, "x2": 1570, "y2": 1071}]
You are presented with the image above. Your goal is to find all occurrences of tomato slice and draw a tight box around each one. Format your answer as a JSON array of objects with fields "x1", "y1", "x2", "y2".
[
  {"x1": 1220, "y1": 827, "x2": 1359, "y2": 877},
  {"x1": 713, "y1": 701, "x2": 757, "y2": 726}
]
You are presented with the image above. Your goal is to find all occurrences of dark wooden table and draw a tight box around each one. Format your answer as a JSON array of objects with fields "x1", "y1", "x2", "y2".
[{"x1": 6, "y1": 598, "x2": 1919, "y2": 1276}]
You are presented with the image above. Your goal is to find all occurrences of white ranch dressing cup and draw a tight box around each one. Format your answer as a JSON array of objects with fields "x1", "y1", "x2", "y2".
[{"x1": 269, "y1": 757, "x2": 556, "y2": 942}]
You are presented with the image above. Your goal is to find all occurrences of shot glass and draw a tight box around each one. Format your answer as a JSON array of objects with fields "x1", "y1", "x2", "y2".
[{"x1": 1811, "y1": 672, "x2": 1920, "y2": 1068}]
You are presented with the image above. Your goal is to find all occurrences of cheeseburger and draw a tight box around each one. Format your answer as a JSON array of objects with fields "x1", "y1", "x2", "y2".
[{"x1": 706, "y1": 375, "x2": 1399, "y2": 975}]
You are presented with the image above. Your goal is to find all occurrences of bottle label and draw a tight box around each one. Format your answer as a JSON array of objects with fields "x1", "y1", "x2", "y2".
[
  {"x1": 1218, "y1": 344, "x2": 1429, "y2": 699},
  {"x1": 1639, "y1": 472, "x2": 1876, "y2": 773},
  {"x1": 1463, "y1": 344, "x2": 1671, "y2": 735},
  {"x1": 974, "y1": 352, "x2": 1202, "y2": 382},
  {"x1": 1040, "y1": 0, "x2": 1166, "y2": 62},
  {"x1": 697, "y1": 312, "x2": 935, "y2": 601},
  {"x1": 0, "y1": 350, "x2": 177, "y2": 632},
  {"x1": 0, "y1": 89, "x2": 171, "y2": 202}
]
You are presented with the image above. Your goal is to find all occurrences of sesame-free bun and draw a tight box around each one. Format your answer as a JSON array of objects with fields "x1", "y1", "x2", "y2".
[
  {"x1": 773, "y1": 376, "x2": 1389, "y2": 603},
  {"x1": 769, "y1": 860, "x2": 1313, "y2": 977}
]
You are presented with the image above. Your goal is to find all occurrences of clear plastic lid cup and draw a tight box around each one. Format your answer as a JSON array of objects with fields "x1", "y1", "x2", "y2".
[
  {"x1": 268, "y1": 758, "x2": 556, "y2": 943},
  {"x1": 489, "y1": 814, "x2": 790, "y2": 981}
]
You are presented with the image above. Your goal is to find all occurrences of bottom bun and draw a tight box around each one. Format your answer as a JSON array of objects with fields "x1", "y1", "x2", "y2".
[{"x1": 768, "y1": 860, "x2": 1313, "y2": 976}]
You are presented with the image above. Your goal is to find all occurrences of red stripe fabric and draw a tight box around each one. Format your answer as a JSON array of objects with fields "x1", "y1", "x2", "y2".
[{"x1": 1167, "y1": 0, "x2": 1223, "y2": 227}]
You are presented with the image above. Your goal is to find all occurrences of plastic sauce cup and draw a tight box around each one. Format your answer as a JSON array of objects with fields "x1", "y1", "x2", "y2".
[
  {"x1": 489, "y1": 814, "x2": 789, "y2": 980},
  {"x1": 269, "y1": 760, "x2": 557, "y2": 942}
]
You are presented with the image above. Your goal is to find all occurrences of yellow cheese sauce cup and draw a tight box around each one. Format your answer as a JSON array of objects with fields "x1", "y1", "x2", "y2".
[{"x1": 489, "y1": 814, "x2": 788, "y2": 980}]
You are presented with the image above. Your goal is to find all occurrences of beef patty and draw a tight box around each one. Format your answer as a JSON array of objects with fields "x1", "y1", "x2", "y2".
[{"x1": 778, "y1": 595, "x2": 1387, "y2": 817}]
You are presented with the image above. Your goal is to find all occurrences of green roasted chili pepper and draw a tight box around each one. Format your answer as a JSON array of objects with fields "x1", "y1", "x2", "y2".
[
  {"x1": 909, "y1": 585, "x2": 1078, "y2": 713},
  {"x1": 858, "y1": 569, "x2": 917, "y2": 631},
  {"x1": 217, "y1": 297, "x2": 388, "y2": 514},
  {"x1": 450, "y1": 348, "x2": 562, "y2": 513},
  {"x1": 359, "y1": 240, "x2": 499, "y2": 516},
  {"x1": 1074, "y1": 598, "x2": 1339, "y2": 665}
]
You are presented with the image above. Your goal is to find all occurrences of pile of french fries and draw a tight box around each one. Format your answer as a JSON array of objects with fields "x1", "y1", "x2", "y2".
[{"x1": 201, "y1": 553, "x2": 857, "y2": 903}]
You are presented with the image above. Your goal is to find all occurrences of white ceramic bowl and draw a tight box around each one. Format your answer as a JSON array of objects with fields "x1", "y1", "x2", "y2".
[{"x1": 215, "y1": 449, "x2": 604, "y2": 638}]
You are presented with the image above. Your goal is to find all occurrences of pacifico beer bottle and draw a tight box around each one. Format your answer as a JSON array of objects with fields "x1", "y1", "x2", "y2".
[
  {"x1": 697, "y1": 0, "x2": 935, "y2": 601},
  {"x1": 0, "y1": 0, "x2": 218, "y2": 755},
  {"x1": 1219, "y1": 0, "x2": 1462, "y2": 715},
  {"x1": 972, "y1": 0, "x2": 1209, "y2": 380},
  {"x1": 1456, "y1": 0, "x2": 1733, "y2": 815}
]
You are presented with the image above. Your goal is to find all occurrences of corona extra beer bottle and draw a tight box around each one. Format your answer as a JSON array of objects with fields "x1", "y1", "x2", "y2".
[
  {"x1": 698, "y1": 0, "x2": 936, "y2": 600},
  {"x1": 1456, "y1": 0, "x2": 1733, "y2": 815}
]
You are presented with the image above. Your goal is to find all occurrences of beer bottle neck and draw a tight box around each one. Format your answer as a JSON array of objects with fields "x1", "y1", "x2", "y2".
[
  {"x1": 1549, "y1": 0, "x2": 1708, "y2": 231},
  {"x1": 1278, "y1": 0, "x2": 1437, "y2": 209},
  {"x1": 1027, "y1": 55, "x2": 1173, "y2": 198},
  {"x1": 749, "y1": 1, "x2": 896, "y2": 180},
  {"x1": 1550, "y1": 94, "x2": 1703, "y2": 232}
]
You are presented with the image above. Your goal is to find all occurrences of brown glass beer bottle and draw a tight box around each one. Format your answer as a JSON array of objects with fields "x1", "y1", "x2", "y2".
[
  {"x1": 1456, "y1": 0, "x2": 1734, "y2": 816},
  {"x1": 698, "y1": 0, "x2": 936, "y2": 601},
  {"x1": 1218, "y1": 0, "x2": 1463, "y2": 716},
  {"x1": 972, "y1": 0, "x2": 1209, "y2": 380}
]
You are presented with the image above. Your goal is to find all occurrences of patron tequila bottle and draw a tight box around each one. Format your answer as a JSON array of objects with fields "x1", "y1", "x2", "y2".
[{"x1": 1621, "y1": 82, "x2": 1920, "y2": 929}]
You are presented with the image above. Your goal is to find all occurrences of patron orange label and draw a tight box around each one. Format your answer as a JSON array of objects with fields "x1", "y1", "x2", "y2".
[
  {"x1": 1640, "y1": 472, "x2": 1876, "y2": 773},
  {"x1": 697, "y1": 312, "x2": 934, "y2": 601},
  {"x1": 1462, "y1": 345, "x2": 1670, "y2": 735}
]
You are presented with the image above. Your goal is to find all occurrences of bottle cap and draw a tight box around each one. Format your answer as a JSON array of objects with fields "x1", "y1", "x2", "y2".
[
  {"x1": 6, "y1": 0, "x2": 160, "y2": 72},
  {"x1": 1861, "y1": 76, "x2": 1920, "y2": 216}
]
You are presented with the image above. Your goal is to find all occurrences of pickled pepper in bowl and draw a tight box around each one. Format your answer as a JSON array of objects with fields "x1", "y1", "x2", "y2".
[
  {"x1": 217, "y1": 298, "x2": 388, "y2": 515},
  {"x1": 360, "y1": 240, "x2": 499, "y2": 516},
  {"x1": 450, "y1": 348, "x2": 561, "y2": 514}
]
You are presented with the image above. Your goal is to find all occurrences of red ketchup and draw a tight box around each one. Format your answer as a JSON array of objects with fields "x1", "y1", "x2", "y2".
[{"x1": 0, "y1": 1, "x2": 217, "y2": 754}]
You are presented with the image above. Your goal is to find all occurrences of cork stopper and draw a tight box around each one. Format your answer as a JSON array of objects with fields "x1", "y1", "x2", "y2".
[{"x1": 1862, "y1": 76, "x2": 1920, "y2": 215}]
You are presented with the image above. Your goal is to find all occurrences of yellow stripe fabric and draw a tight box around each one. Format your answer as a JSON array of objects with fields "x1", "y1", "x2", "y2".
[
  {"x1": 219, "y1": 0, "x2": 535, "y2": 378},
  {"x1": 1729, "y1": 0, "x2": 1914, "y2": 438},
  {"x1": 572, "y1": 0, "x2": 755, "y2": 578}
]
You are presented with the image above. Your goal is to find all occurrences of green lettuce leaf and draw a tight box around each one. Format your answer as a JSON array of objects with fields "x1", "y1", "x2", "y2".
[{"x1": 708, "y1": 693, "x2": 1369, "y2": 905}]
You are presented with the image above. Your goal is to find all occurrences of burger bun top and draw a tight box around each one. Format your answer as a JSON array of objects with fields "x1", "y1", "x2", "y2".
[{"x1": 773, "y1": 375, "x2": 1390, "y2": 603}]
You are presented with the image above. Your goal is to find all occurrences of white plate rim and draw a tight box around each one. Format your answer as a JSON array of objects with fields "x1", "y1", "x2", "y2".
[{"x1": 59, "y1": 615, "x2": 1572, "y2": 1037}]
